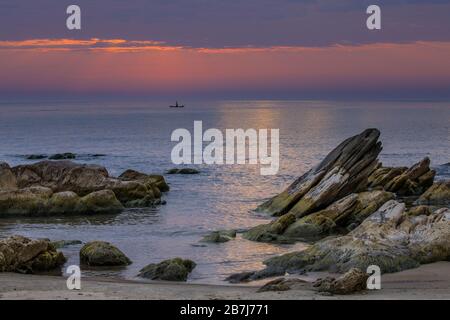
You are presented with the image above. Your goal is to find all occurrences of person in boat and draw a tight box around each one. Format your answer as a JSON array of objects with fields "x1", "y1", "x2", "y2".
[{"x1": 170, "y1": 101, "x2": 184, "y2": 108}]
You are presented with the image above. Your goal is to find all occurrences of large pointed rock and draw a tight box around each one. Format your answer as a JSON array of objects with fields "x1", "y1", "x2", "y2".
[{"x1": 257, "y1": 129, "x2": 382, "y2": 217}]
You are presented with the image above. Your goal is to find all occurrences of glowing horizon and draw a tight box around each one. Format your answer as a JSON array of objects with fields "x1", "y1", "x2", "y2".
[{"x1": 1, "y1": 38, "x2": 450, "y2": 98}]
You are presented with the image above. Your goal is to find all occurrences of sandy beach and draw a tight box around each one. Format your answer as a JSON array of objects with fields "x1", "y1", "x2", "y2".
[{"x1": 0, "y1": 262, "x2": 448, "y2": 300}]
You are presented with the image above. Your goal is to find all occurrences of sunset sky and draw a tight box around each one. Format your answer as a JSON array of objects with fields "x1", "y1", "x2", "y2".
[{"x1": 1, "y1": 0, "x2": 450, "y2": 99}]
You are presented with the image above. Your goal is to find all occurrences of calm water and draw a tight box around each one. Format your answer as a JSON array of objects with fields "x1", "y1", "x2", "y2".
[{"x1": 0, "y1": 99, "x2": 449, "y2": 284}]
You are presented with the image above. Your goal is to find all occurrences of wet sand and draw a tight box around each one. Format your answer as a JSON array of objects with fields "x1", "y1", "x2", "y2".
[{"x1": 0, "y1": 262, "x2": 449, "y2": 300}]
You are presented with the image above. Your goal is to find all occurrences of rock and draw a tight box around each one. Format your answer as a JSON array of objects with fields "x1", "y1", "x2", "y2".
[
  {"x1": 80, "y1": 190, "x2": 124, "y2": 214},
  {"x1": 0, "y1": 186, "x2": 53, "y2": 216},
  {"x1": 80, "y1": 241, "x2": 131, "y2": 267},
  {"x1": 416, "y1": 181, "x2": 450, "y2": 205},
  {"x1": 0, "y1": 235, "x2": 66, "y2": 273},
  {"x1": 166, "y1": 168, "x2": 200, "y2": 175},
  {"x1": 367, "y1": 164, "x2": 407, "y2": 189},
  {"x1": 245, "y1": 191, "x2": 393, "y2": 243},
  {"x1": 257, "y1": 129, "x2": 382, "y2": 217},
  {"x1": 107, "y1": 180, "x2": 149, "y2": 203},
  {"x1": 225, "y1": 271, "x2": 258, "y2": 283},
  {"x1": 243, "y1": 213, "x2": 296, "y2": 243},
  {"x1": 51, "y1": 240, "x2": 82, "y2": 249},
  {"x1": 119, "y1": 169, "x2": 170, "y2": 192},
  {"x1": 283, "y1": 191, "x2": 394, "y2": 241},
  {"x1": 138, "y1": 258, "x2": 196, "y2": 281},
  {"x1": 0, "y1": 188, "x2": 123, "y2": 216},
  {"x1": 0, "y1": 162, "x2": 17, "y2": 191},
  {"x1": 48, "y1": 153, "x2": 76, "y2": 160},
  {"x1": 313, "y1": 268, "x2": 368, "y2": 295},
  {"x1": 9, "y1": 161, "x2": 162, "y2": 207},
  {"x1": 241, "y1": 200, "x2": 450, "y2": 281},
  {"x1": 257, "y1": 277, "x2": 308, "y2": 292},
  {"x1": 200, "y1": 230, "x2": 236, "y2": 243},
  {"x1": 11, "y1": 161, "x2": 110, "y2": 195},
  {"x1": 407, "y1": 205, "x2": 433, "y2": 217},
  {"x1": 377, "y1": 158, "x2": 435, "y2": 196},
  {"x1": 46, "y1": 191, "x2": 81, "y2": 214}
]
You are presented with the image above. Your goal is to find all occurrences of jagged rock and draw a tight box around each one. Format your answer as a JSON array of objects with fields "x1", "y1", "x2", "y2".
[
  {"x1": 138, "y1": 258, "x2": 196, "y2": 281},
  {"x1": 80, "y1": 241, "x2": 131, "y2": 267},
  {"x1": 48, "y1": 153, "x2": 76, "y2": 160},
  {"x1": 119, "y1": 169, "x2": 170, "y2": 192},
  {"x1": 416, "y1": 181, "x2": 450, "y2": 205},
  {"x1": 257, "y1": 129, "x2": 382, "y2": 217},
  {"x1": 8, "y1": 161, "x2": 162, "y2": 207},
  {"x1": 0, "y1": 236, "x2": 66, "y2": 273},
  {"x1": 257, "y1": 277, "x2": 308, "y2": 292},
  {"x1": 167, "y1": 168, "x2": 200, "y2": 174},
  {"x1": 375, "y1": 158, "x2": 435, "y2": 196},
  {"x1": 313, "y1": 268, "x2": 368, "y2": 295},
  {"x1": 200, "y1": 230, "x2": 236, "y2": 243},
  {"x1": 0, "y1": 187, "x2": 123, "y2": 216},
  {"x1": 244, "y1": 191, "x2": 393, "y2": 243},
  {"x1": 231, "y1": 200, "x2": 450, "y2": 282},
  {"x1": 0, "y1": 163, "x2": 17, "y2": 191},
  {"x1": 283, "y1": 191, "x2": 394, "y2": 241},
  {"x1": 368, "y1": 166, "x2": 407, "y2": 189}
]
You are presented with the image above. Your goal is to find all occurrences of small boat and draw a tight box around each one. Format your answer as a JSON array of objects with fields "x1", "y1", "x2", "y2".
[{"x1": 170, "y1": 101, "x2": 184, "y2": 108}]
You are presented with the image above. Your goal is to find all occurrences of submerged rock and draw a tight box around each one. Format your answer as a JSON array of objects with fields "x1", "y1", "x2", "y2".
[
  {"x1": 200, "y1": 230, "x2": 237, "y2": 243},
  {"x1": 48, "y1": 153, "x2": 76, "y2": 160},
  {"x1": 0, "y1": 235, "x2": 66, "y2": 273},
  {"x1": 166, "y1": 168, "x2": 200, "y2": 175},
  {"x1": 51, "y1": 240, "x2": 83, "y2": 249},
  {"x1": 416, "y1": 181, "x2": 450, "y2": 205},
  {"x1": 257, "y1": 129, "x2": 382, "y2": 217},
  {"x1": 25, "y1": 154, "x2": 47, "y2": 160},
  {"x1": 313, "y1": 268, "x2": 368, "y2": 295},
  {"x1": 80, "y1": 241, "x2": 131, "y2": 267},
  {"x1": 138, "y1": 258, "x2": 196, "y2": 281},
  {"x1": 231, "y1": 201, "x2": 450, "y2": 282}
]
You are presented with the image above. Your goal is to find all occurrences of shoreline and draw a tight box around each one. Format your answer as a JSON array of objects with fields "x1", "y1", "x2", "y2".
[{"x1": 1, "y1": 262, "x2": 449, "y2": 300}]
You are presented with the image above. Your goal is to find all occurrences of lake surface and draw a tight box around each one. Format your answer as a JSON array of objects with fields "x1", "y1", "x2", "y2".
[{"x1": 0, "y1": 99, "x2": 449, "y2": 284}]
